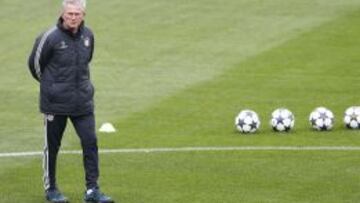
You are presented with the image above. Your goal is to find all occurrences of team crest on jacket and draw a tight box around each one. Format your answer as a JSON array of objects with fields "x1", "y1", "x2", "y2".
[
  {"x1": 59, "y1": 41, "x2": 68, "y2": 49},
  {"x1": 84, "y1": 37, "x2": 90, "y2": 47}
]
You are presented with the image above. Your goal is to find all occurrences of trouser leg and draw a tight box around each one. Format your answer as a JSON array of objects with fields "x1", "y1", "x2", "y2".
[
  {"x1": 43, "y1": 114, "x2": 67, "y2": 191},
  {"x1": 70, "y1": 113, "x2": 99, "y2": 189}
]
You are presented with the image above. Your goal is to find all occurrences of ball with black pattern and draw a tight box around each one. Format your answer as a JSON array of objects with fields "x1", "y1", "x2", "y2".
[
  {"x1": 309, "y1": 107, "x2": 334, "y2": 131},
  {"x1": 270, "y1": 108, "x2": 295, "y2": 132},
  {"x1": 235, "y1": 110, "x2": 260, "y2": 133},
  {"x1": 344, "y1": 106, "x2": 360, "y2": 129}
]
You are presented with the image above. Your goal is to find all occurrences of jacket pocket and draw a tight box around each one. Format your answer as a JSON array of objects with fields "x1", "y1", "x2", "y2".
[{"x1": 48, "y1": 82, "x2": 75, "y2": 103}]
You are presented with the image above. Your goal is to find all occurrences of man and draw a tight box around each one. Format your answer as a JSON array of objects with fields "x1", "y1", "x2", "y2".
[{"x1": 28, "y1": 0, "x2": 114, "y2": 202}]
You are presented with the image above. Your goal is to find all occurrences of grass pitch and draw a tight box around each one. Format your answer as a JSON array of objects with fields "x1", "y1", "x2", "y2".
[{"x1": 0, "y1": 0, "x2": 360, "y2": 202}]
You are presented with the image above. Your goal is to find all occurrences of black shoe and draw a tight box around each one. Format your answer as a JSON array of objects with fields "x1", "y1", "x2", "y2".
[
  {"x1": 45, "y1": 188, "x2": 69, "y2": 203},
  {"x1": 84, "y1": 188, "x2": 114, "y2": 203}
]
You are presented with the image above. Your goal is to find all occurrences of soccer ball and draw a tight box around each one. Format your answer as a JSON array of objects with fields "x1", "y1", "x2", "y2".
[
  {"x1": 344, "y1": 106, "x2": 360, "y2": 129},
  {"x1": 235, "y1": 109, "x2": 260, "y2": 133},
  {"x1": 270, "y1": 108, "x2": 295, "y2": 132},
  {"x1": 309, "y1": 107, "x2": 334, "y2": 131}
]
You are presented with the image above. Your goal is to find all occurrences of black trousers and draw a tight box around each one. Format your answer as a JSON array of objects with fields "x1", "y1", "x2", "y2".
[{"x1": 43, "y1": 113, "x2": 99, "y2": 191}]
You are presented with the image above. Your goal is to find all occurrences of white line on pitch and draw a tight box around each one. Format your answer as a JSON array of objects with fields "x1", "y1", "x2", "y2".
[{"x1": 1, "y1": 146, "x2": 360, "y2": 158}]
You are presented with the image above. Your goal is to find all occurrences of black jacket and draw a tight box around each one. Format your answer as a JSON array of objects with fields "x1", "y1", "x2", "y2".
[{"x1": 28, "y1": 18, "x2": 95, "y2": 115}]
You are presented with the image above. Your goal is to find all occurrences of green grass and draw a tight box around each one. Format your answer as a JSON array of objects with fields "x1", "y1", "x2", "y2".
[
  {"x1": 1, "y1": 151, "x2": 360, "y2": 202},
  {"x1": 0, "y1": 0, "x2": 360, "y2": 202},
  {"x1": 106, "y1": 8, "x2": 360, "y2": 149}
]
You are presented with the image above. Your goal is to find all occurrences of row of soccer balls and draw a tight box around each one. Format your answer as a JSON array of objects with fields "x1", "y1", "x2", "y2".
[{"x1": 235, "y1": 106, "x2": 360, "y2": 133}]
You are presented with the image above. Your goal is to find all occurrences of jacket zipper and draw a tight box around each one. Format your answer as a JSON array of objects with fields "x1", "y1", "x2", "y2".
[{"x1": 74, "y1": 38, "x2": 80, "y2": 113}]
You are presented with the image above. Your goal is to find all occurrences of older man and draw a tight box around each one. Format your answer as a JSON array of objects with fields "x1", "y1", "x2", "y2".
[{"x1": 28, "y1": 0, "x2": 114, "y2": 202}]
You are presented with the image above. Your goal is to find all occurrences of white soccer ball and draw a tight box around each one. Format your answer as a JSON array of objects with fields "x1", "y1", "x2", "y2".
[
  {"x1": 270, "y1": 108, "x2": 295, "y2": 132},
  {"x1": 309, "y1": 107, "x2": 334, "y2": 131},
  {"x1": 344, "y1": 106, "x2": 360, "y2": 129},
  {"x1": 235, "y1": 109, "x2": 260, "y2": 133}
]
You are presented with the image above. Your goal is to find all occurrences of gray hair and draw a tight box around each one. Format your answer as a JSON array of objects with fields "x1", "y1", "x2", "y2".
[{"x1": 62, "y1": 0, "x2": 86, "y2": 11}]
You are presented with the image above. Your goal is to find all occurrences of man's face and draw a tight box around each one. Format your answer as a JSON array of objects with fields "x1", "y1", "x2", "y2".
[{"x1": 61, "y1": 4, "x2": 84, "y2": 31}]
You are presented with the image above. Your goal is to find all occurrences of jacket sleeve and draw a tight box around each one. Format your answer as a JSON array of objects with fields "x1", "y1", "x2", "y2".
[
  {"x1": 28, "y1": 32, "x2": 53, "y2": 82},
  {"x1": 89, "y1": 32, "x2": 95, "y2": 63}
]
